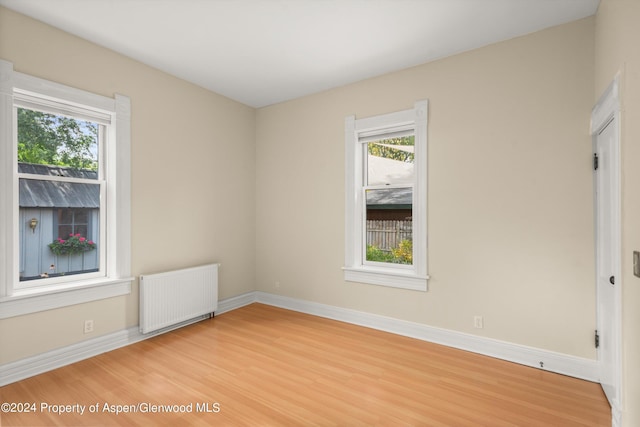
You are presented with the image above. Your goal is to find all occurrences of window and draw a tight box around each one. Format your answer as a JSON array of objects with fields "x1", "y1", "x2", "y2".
[
  {"x1": 344, "y1": 101, "x2": 428, "y2": 290},
  {"x1": 17, "y1": 108, "x2": 103, "y2": 283},
  {"x1": 0, "y1": 59, "x2": 132, "y2": 318},
  {"x1": 56, "y1": 209, "x2": 93, "y2": 243}
]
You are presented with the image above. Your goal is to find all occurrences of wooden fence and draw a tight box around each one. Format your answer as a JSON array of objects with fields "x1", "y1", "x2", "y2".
[{"x1": 366, "y1": 220, "x2": 412, "y2": 252}]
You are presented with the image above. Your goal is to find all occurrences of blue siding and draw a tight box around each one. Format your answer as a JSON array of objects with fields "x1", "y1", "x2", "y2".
[{"x1": 19, "y1": 208, "x2": 99, "y2": 280}]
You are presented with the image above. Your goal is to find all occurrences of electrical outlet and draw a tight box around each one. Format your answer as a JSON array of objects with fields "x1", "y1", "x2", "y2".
[
  {"x1": 84, "y1": 320, "x2": 94, "y2": 334},
  {"x1": 473, "y1": 316, "x2": 484, "y2": 329}
]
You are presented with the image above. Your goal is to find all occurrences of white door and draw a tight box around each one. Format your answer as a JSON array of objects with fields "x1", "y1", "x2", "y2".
[
  {"x1": 594, "y1": 113, "x2": 621, "y2": 409},
  {"x1": 592, "y1": 78, "x2": 623, "y2": 424}
]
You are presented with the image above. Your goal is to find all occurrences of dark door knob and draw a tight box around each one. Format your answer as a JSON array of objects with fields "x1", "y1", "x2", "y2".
[{"x1": 610, "y1": 276, "x2": 615, "y2": 285}]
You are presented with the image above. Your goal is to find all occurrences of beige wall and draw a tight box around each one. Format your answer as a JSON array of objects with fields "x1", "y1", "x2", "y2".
[
  {"x1": 595, "y1": 0, "x2": 640, "y2": 424},
  {"x1": 0, "y1": 7, "x2": 256, "y2": 363},
  {"x1": 0, "y1": 3, "x2": 603, "y2": 387},
  {"x1": 256, "y1": 17, "x2": 596, "y2": 358}
]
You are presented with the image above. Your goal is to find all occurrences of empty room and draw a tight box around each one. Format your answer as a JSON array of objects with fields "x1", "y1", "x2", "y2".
[{"x1": 0, "y1": 0, "x2": 638, "y2": 426}]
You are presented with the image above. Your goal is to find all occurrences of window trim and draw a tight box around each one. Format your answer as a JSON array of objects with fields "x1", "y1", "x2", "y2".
[
  {"x1": 0, "y1": 59, "x2": 132, "y2": 318},
  {"x1": 344, "y1": 101, "x2": 428, "y2": 291}
]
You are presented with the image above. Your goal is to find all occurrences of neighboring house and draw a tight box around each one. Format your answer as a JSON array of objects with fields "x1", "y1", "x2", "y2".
[
  {"x1": 366, "y1": 187, "x2": 412, "y2": 221},
  {"x1": 366, "y1": 187, "x2": 412, "y2": 253},
  {"x1": 18, "y1": 162, "x2": 99, "y2": 280}
]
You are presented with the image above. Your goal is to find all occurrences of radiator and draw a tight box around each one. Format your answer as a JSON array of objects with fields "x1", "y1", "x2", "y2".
[{"x1": 139, "y1": 263, "x2": 219, "y2": 334}]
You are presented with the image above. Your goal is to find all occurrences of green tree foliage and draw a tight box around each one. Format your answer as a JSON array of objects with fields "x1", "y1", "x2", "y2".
[
  {"x1": 366, "y1": 240, "x2": 413, "y2": 265},
  {"x1": 391, "y1": 239, "x2": 413, "y2": 264},
  {"x1": 366, "y1": 245, "x2": 395, "y2": 263},
  {"x1": 17, "y1": 108, "x2": 98, "y2": 170},
  {"x1": 367, "y1": 136, "x2": 414, "y2": 163}
]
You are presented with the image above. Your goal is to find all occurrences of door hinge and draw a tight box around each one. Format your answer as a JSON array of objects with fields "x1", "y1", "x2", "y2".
[
  {"x1": 593, "y1": 153, "x2": 599, "y2": 171},
  {"x1": 595, "y1": 330, "x2": 600, "y2": 349}
]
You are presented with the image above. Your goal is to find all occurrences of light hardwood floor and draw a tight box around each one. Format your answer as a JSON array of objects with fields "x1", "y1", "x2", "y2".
[{"x1": 0, "y1": 303, "x2": 610, "y2": 426}]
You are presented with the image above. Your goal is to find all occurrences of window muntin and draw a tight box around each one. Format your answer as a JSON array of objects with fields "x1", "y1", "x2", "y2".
[{"x1": 344, "y1": 101, "x2": 428, "y2": 291}]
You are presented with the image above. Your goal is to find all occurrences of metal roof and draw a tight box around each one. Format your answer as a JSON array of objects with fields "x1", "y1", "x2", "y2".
[
  {"x1": 366, "y1": 187, "x2": 412, "y2": 209},
  {"x1": 18, "y1": 163, "x2": 99, "y2": 208}
]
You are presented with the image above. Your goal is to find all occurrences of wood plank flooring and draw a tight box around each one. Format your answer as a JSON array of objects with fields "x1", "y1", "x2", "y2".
[{"x1": 0, "y1": 303, "x2": 610, "y2": 426}]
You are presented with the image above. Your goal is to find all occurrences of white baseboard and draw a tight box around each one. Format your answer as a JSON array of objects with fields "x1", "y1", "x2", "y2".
[
  {"x1": 611, "y1": 401, "x2": 622, "y2": 427},
  {"x1": 0, "y1": 290, "x2": 599, "y2": 387},
  {"x1": 216, "y1": 291, "x2": 256, "y2": 315},
  {"x1": 0, "y1": 292, "x2": 257, "y2": 386},
  {"x1": 253, "y1": 291, "x2": 600, "y2": 382},
  {"x1": 0, "y1": 327, "x2": 145, "y2": 386}
]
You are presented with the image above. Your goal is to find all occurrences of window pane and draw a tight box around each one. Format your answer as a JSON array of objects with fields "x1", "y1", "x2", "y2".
[
  {"x1": 19, "y1": 180, "x2": 100, "y2": 281},
  {"x1": 17, "y1": 108, "x2": 99, "y2": 178},
  {"x1": 58, "y1": 209, "x2": 73, "y2": 224},
  {"x1": 58, "y1": 225, "x2": 73, "y2": 239},
  {"x1": 366, "y1": 136, "x2": 414, "y2": 186},
  {"x1": 365, "y1": 188, "x2": 413, "y2": 265},
  {"x1": 75, "y1": 225, "x2": 88, "y2": 237},
  {"x1": 73, "y1": 210, "x2": 88, "y2": 223}
]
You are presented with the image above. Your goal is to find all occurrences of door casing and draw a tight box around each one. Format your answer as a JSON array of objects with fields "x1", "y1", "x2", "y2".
[{"x1": 591, "y1": 76, "x2": 622, "y2": 423}]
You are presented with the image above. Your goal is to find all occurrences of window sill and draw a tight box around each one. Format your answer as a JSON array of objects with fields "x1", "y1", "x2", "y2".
[
  {"x1": 0, "y1": 277, "x2": 133, "y2": 319},
  {"x1": 343, "y1": 267, "x2": 428, "y2": 291}
]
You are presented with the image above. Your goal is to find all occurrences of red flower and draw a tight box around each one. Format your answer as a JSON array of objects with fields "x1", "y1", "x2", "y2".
[{"x1": 49, "y1": 234, "x2": 96, "y2": 256}]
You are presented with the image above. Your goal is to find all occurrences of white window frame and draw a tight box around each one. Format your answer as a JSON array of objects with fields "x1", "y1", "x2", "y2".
[
  {"x1": 15, "y1": 96, "x2": 107, "y2": 288},
  {"x1": 343, "y1": 101, "x2": 429, "y2": 291},
  {"x1": 0, "y1": 59, "x2": 132, "y2": 318}
]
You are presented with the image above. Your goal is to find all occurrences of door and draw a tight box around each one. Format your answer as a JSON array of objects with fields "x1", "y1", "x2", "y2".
[{"x1": 594, "y1": 111, "x2": 621, "y2": 409}]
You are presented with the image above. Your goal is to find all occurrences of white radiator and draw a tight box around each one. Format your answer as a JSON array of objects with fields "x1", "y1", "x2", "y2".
[{"x1": 139, "y1": 263, "x2": 219, "y2": 334}]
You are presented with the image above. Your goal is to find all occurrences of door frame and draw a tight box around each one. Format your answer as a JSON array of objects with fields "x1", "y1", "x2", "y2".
[{"x1": 591, "y1": 76, "x2": 622, "y2": 424}]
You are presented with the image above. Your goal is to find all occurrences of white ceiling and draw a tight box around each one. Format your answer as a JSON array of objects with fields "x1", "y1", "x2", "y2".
[{"x1": 0, "y1": 0, "x2": 599, "y2": 108}]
